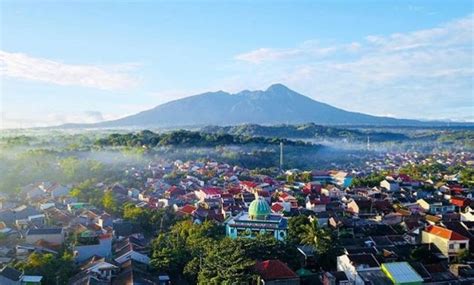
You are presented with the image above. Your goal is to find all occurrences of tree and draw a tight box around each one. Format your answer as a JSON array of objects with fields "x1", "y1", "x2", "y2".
[
  {"x1": 300, "y1": 172, "x2": 313, "y2": 183},
  {"x1": 16, "y1": 252, "x2": 74, "y2": 285},
  {"x1": 123, "y1": 203, "x2": 146, "y2": 222},
  {"x1": 240, "y1": 235, "x2": 299, "y2": 269},
  {"x1": 300, "y1": 219, "x2": 340, "y2": 270},
  {"x1": 287, "y1": 174, "x2": 295, "y2": 184},
  {"x1": 198, "y1": 238, "x2": 256, "y2": 284},
  {"x1": 102, "y1": 191, "x2": 118, "y2": 214},
  {"x1": 456, "y1": 249, "x2": 471, "y2": 263},
  {"x1": 288, "y1": 215, "x2": 311, "y2": 244},
  {"x1": 351, "y1": 173, "x2": 386, "y2": 187},
  {"x1": 59, "y1": 156, "x2": 81, "y2": 182},
  {"x1": 150, "y1": 220, "x2": 224, "y2": 283}
]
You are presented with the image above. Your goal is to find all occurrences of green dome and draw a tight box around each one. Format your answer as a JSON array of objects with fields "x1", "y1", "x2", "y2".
[{"x1": 248, "y1": 194, "x2": 270, "y2": 220}]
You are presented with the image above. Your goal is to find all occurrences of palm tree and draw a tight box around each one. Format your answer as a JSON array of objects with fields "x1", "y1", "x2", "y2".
[{"x1": 301, "y1": 219, "x2": 332, "y2": 255}]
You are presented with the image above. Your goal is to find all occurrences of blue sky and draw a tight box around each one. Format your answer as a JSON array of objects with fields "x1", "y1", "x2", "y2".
[{"x1": 1, "y1": 0, "x2": 473, "y2": 128}]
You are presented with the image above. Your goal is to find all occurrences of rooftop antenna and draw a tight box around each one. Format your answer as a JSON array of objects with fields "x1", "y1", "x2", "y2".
[
  {"x1": 367, "y1": 136, "x2": 370, "y2": 151},
  {"x1": 280, "y1": 142, "x2": 284, "y2": 171}
]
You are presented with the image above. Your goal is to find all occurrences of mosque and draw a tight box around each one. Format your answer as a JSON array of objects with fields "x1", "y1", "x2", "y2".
[{"x1": 225, "y1": 193, "x2": 288, "y2": 241}]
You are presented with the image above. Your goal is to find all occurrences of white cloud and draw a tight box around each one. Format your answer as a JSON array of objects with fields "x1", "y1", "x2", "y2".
[
  {"x1": 230, "y1": 14, "x2": 474, "y2": 121},
  {"x1": 235, "y1": 48, "x2": 302, "y2": 64},
  {"x1": 234, "y1": 41, "x2": 342, "y2": 64},
  {"x1": 0, "y1": 50, "x2": 138, "y2": 90}
]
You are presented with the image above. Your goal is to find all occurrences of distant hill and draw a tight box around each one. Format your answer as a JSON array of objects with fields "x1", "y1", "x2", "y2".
[
  {"x1": 61, "y1": 84, "x2": 459, "y2": 128},
  {"x1": 200, "y1": 123, "x2": 409, "y2": 142}
]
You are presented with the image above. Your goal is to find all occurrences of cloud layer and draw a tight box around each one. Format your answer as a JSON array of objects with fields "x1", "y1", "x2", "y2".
[
  {"x1": 0, "y1": 51, "x2": 137, "y2": 90},
  {"x1": 0, "y1": 110, "x2": 121, "y2": 129}
]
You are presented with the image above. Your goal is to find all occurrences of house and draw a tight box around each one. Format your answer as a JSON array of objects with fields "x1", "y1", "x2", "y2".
[
  {"x1": 254, "y1": 260, "x2": 300, "y2": 285},
  {"x1": 67, "y1": 202, "x2": 90, "y2": 213},
  {"x1": 322, "y1": 271, "x2": 352, "y2": 285},
  {"x1": 195, "y1": 187, "x2": 222, "y2": 200},
  {"x1": 278, "y1": 192, "x2": 298, "y2": 209},
  {"x1": 177, "y1": 204, "x2": 197, "y2": 217},
  {"x1": 450, "y1": 196, "x2": 471, "y2": 211},
  {"x1": 380, "y1": 179, "x2": 400, "y2": 192},
  {"x1": 311, "y1": 171, "x2": 333, "y2": 184},
  {"x1": 271, "y1": 203, "x2": 285, "y2": 214},
  {"x1": 421, "y1": 225, "x2": 469, "y2": 260},
  {"x1": 25, "y1": 228, "x2": 64, "y2": 245},
  {"x1": 442, "y1": 221, "x2": 474, "y2": 253},
  {"x1": 337, "y1": 253, "x2": 380, "y2": 283},
  {"x1": 380, "y1": 262, "x2": 423, "y2": 285},
  {"x1": 73, "y1": 233, "x2": 113, "y2": 262},
  {"x1": 346, "y1": 199, "x2": 372, "y2": 215},
  {"x1": 128, "y1": 188, "x2": 140, "y2": 199},
  {"x1": 303, "y1": 182, "x2": 322, "y2": 195},
  {"x1": 402, "y1": 203, "x2": 425, "y2": 214},
  {"x1": 0, "y1": 266, "x2": 42, "y2": 285},
  {"x1": 48, "y1": 183, "x2": 70, "y2": 198},
  {"x1": 417, "y1": 198, "x2": 455, "y2": 215},
  {"x1": 240, "y1": 181, "x2": 258, "y2": 192},
  {"x1": 113, "y1": 259, "x2": 164, "y2": 284},
  {"x1": 306, "y1": 198, "x2": 328, "y2": 213},
  {"x1": 461, "y1": 206, "x2": 474, "y2": 221},
  {"x1": 0, "y1": 266, "x2": 22, "y2": 285},
  {"x1": 0, "y1": 205, "x2": 40, "y2": 227},
  {"x1": 114, "y1": 236, "x2": 150, "y2": 265},
  {"x1": 97, "y1": 213, "x2": 113, "y2": 228},
  {"x1": 69, "y1": 256, "x2": 118, "y2": 285},
  {"x1": 25, "y1": 187, "x2": 45, "y2": 200}
]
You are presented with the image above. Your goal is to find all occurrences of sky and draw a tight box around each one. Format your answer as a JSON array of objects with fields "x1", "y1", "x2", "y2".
[{"x1": 0, "y1": 0, "x2": 473, "y2": 129}]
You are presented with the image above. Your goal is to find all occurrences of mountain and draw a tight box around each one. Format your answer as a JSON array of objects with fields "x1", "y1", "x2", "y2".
[{"x1": 64, "y1": 84, "x2": 441, "y2": 128}]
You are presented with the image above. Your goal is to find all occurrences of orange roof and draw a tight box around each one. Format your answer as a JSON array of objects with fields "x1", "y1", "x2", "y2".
[
  {"x1": 425, "y1": 225, "x2": 468, "y2": 241},
  {"x1": 450, "y1": 197, "x2": 470, "y2": 207}
]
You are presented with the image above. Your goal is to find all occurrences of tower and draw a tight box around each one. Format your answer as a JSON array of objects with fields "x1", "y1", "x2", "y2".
[{"x1": 367, "y1": 136, "x2": 370, "y2": 151}]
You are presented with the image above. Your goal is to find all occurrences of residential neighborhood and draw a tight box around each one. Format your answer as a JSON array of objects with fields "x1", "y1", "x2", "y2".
[{"x1": 0, "y1": 149, "x2": 472, "y2": 284}]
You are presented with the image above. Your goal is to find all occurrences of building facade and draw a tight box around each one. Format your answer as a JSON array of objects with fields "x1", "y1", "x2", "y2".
[{"x1": 225, "y1": 194, "x2": 288, "y2": 241}]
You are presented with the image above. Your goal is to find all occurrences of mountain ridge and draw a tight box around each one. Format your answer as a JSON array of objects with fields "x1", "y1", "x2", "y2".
[{"x1": 59, "y1": 84, "x2": 464, "y2": 128}]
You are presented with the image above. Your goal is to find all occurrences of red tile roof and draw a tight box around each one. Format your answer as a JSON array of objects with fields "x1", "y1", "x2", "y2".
[
  {"x1": 241, "y1": 181, "x2": 258, "y2": 188},
  {"x1": 394, "y1": 174, "x2": 412, "y2": 182},
  {"x1": 255, "y1": 260, "x2": 298, "y2": 280},
  {"x1": 271, "y1": 203, "x2": 284, "y2": 213},
  {"x1": 227, "y1": 187, "x2": 241, "y2": 195},
  {"x1": 425, "y1": 225, "x2": 469, "y2": 241},
  {"x1": 179, "y1": 204, "x2": 197, "y2": 215},
  {"x1": 279, "y1": 192, "x2": 289, "y2": 199},
  {"x1": 202, "y1": 187, "x2": 222, "y2": 195}
]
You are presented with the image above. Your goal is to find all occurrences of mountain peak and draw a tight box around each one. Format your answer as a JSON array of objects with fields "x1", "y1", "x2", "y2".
[{"x1": 266, "y1": 83, "x2": 291, "y2": 92}]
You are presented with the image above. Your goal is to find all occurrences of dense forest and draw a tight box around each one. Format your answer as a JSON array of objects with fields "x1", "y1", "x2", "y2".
[{"x1": 94, "y1": 129, "x2": 310, "y2": 147}]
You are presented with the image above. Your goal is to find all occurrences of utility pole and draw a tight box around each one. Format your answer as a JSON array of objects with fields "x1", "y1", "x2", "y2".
[{"x1": 279, "y1": 142, "x2": 284, "y2": 171}]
